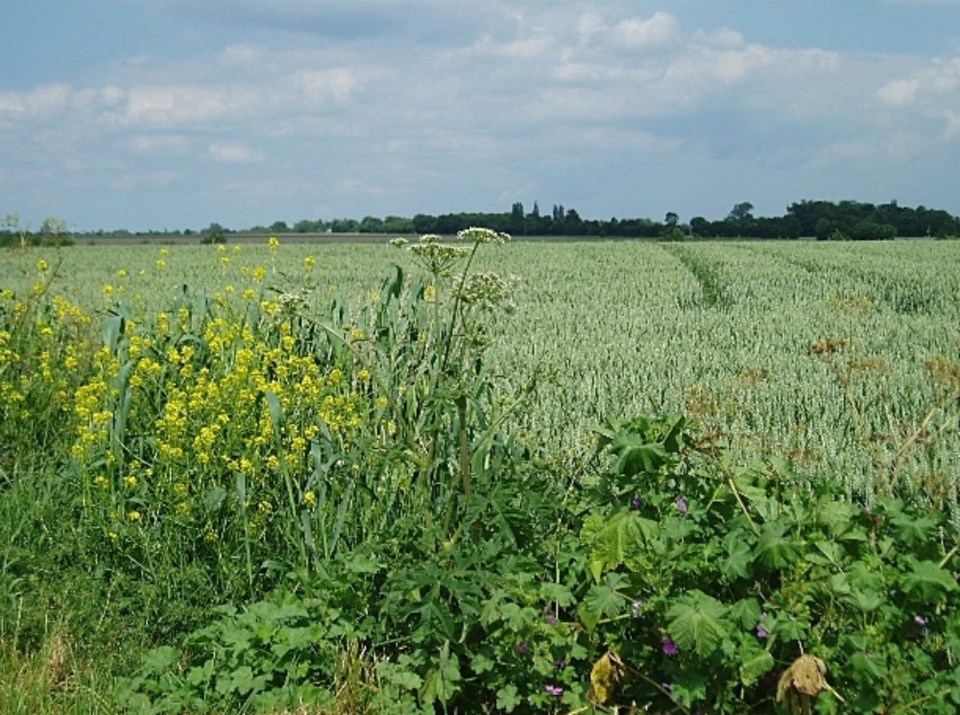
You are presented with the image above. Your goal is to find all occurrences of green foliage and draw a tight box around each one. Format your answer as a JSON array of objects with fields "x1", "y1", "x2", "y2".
[
  {"x1": 2, "y1": 236, "x2": 960, "y2": 713},
  {"x1": 577, "y1": 416, "x2": 960, "y2": 713},
  {"x1": 115, "y1": 597, "x2": 339, "y2": 713}
]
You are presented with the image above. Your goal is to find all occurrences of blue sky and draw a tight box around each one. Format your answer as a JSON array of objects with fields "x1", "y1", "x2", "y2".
[{"x1": 2, "y1": 0, "x2": 959, "y2": 231}]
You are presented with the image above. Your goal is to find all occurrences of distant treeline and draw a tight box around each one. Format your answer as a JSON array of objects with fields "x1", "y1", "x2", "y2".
[
  {"x1": 5, "y1": 199, "x2": 960, "y2": 245},
  {"x1": 192, "y1": 200, "x2": 960, "y2": 240}
]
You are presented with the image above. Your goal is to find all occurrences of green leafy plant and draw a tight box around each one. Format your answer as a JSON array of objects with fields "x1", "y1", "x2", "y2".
[{"x1": 576, "y1": 415, "x2": 960, "y2": 713}]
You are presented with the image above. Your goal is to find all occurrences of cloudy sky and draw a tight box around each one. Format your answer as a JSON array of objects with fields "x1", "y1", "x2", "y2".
[{"x1": 2, "y1": 0, "x2": 960, "y2": 231}]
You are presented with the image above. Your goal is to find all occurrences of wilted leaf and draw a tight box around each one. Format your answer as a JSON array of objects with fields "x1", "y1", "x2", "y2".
[
  {"x1": 776, "y1": 654, "x2": 843, "y2": 713},
  {"x1": 589, "y1": 650, "x2": 625, "y2": 705}
]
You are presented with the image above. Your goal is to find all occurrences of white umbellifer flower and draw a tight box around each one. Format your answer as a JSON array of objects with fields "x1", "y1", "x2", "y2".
[
  {"x1": 457, "y1": 227, "x2": 511, "y2": 245},
  {"x1": 453, "y1": 272, "x2": 521, "y2": 313},
  {"x1": 408, "y1": 234, "x2": 470, "y2": 276}
]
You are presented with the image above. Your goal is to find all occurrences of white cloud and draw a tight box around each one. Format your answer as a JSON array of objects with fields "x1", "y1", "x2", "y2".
[
  {"x1": 0, "y1": 84, "x2": 71, "y2": 118},
  {"x1": 945, "y1": 110, "x2": 960, "y2": 136},
  {"x1": 611, "y1": 12, "x2": 680, "y2": 50},
  {"x1": 878, "y1": 78, "x2": 921, "y2": 105},
  {"x1": 217, "y1": 44, "x2": 267, "y2": 69},
  {"x1": 122, "y1": 86, "x2": 228, "y2": 124},
  {"x1": 208, "y1": 142, "x2": 264, "y2": 163},
  {"x1": 692, "y1": 27, "x2": 746, "y2": 50},
  {"x1": 288, "y1": 68, "x2": 361, "y2": 104},
  {"x1": 127, "y1": 134, "x2": 191, "y2": 154},
  {"x1": 4, "y1": 1, "x2": 960, "y2": 228}
]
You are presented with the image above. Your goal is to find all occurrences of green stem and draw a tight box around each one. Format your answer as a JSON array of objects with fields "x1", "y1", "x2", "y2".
[
  {"x1": 236, "y1": 472, "x2": 254, "y2": 596},
  {"x1": 727, "y1": 474, "x2": 761, "y2": 537},
  {"x1": 891, "y1": 688, "x2": 953, "y2": 714},
  {"x1": 439, "y1": 239, "x2": 480, "y2": 377},
  {"x1": 456, "y1": 394, "x2": 472, "y2": 505},
  {"x1": 702, "y1": 445, "x2": 761, "y2": 537},
  {"x1": 939, "y1": 544, "x2": 958, "y2": 570}
]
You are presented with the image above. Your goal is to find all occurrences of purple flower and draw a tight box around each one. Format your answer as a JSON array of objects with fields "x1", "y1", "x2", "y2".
[
  {"x1": 630, "y1": 496, "x2": 644, "y2": 510},
  {"x1": 662, "y1": 682, "x2": 673, "y2": 692},
  {"x1": 676, "y1": 496, "x2": 688, "y2": 516},
  {"x1": 914, "y1": 615, "x2": 929, "y2": 627},
  {"x1": 543, "y1": 613, "x2": 558, "y2": 627},
  {"x1": 515, "y1": 640, "x2": 529, "y2": 654},
  {"x1": 756, "y1": 612, "x2": 770, "y2": 639},
  {"x1": 555, "y1": 659, "x2": 566, "y2": 670},
  {"x1": 661, "y1": 636, "x2": 679, "y2": 657},
  {"x1": 545, "y1": 684, "x2": 563, "y2": 697}
]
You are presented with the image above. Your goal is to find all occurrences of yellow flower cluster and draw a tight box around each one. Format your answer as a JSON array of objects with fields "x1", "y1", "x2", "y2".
[
  {"x1": 70, "y1": 291, "x2": 382, "y2": 535},
  {"x1": 1, "y1": 289, "x2": 94, "y2": 447}
]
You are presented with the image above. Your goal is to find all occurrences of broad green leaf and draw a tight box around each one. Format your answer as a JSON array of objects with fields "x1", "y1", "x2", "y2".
[
  {"x1": 389, "y1": 669, "x2": 423, "y2": 691},
  {"x1": 669, "y1": 674, "x2": 708, "y2": 709},
  {"x1": 142, "y1": 646, "x2": 180, "y2": 675},
  {"x1": 850, "y1": 651, "x2": 887, "y2": 683},
  {"x1": 218, "y1": 665, "x2": 256, "y2": 695},
  {"x1": 901, "y1": 558, "x2": 958, "y2": 601},
  {"x1": 720, "y1": 531, "x2": 754, "y2": 580},
  {"x1": 613, "y1": 439, "x2": 668, "y2": 477},
  {"x1": 850, "y1": 587, "x2": 884, "y2": 613},
  {"x1": 729, "y1": 597, "x2": 762, "y2": 630},
  {"x1": 470, "y1": 653, "x2": 494, "y2": 675},
  {"x1": 740, "y1": 649, "x2": 775, "y2": 686},
  {"x1": 346, "y1": 552, "x2": 381, "y2": 574},
  {"x1": 582, "y1": 510, "x2": 655, "y2": 582},
  {"x1": 582, "y1": 583, "x2": 624, "y2": 622},
  {"x1": 891, "y1": 512, "x2": 937, "y2": 548},
  {"x1": 667, "y1": 590, "x2": 729, "y2": 657},
  {"x1": 846, "y1": 562, "x2": 885, "y2": 612},
  {"x1": 539, "y1": 582, "x2": 576, "y2": 608},
  {"x1": 496, "y1": 684, "x2": 522, "y2": 712},
  {"x1": 810, "y1": 540, "x2": 845, "y2": 568},
  {"x1": 816, "y1": 499, "x2": 861, "y2": 538},
  {"x1": 755, "y1": 523, "x2": 800, "y2": 568},
  {"x1": 423, "y1": 642, "x2": 460, "y2": 705}
]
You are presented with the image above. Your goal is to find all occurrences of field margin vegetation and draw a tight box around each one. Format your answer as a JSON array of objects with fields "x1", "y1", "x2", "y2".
[{"x1": 1, "y1": 232, "x2": 958, "y2": 713}]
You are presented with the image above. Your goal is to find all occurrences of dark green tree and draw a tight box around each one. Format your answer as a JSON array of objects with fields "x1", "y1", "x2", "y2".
[{"x1": 727, "y1": 202, "x2": 754, "y2": 222}]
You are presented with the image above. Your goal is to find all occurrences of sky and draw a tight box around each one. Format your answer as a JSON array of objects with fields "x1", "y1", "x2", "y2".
[{"x1": 2, "y1": 0, "x2": 960, "y2": 232}]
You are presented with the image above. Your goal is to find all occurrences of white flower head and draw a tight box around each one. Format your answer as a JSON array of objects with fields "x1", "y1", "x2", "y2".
[
  {"x1": 457, "y1": 227, "x2": 511, "y2": 245},
  {"x1": 453, "y1": 272, "x2": 521, "y2": 313},
  {"x1": 408, "y1": 234, "x2": 469, "y2": 276}
]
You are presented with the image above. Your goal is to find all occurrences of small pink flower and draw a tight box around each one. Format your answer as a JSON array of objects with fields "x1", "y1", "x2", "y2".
[
  {"x1": 545, "y1": 684, "x2": 563, "y2": 696},
  {"x1": 661, "y1": 636, "x2": 679, "y2": 657}
]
